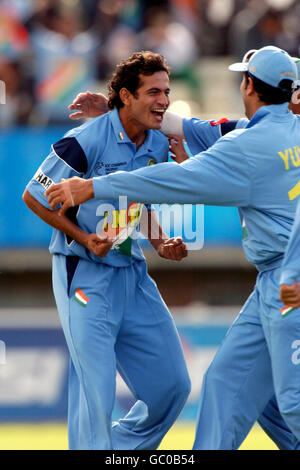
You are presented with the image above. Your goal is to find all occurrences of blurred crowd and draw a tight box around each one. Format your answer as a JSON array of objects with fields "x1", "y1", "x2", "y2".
[{"x1": 0, "y1": 0, "x2": 299, "y2": 126}]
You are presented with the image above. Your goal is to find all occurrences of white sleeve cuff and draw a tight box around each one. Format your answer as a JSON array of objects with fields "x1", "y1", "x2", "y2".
[{"x1": 160, "y1": 111, "x2": 184, "y2": 137}]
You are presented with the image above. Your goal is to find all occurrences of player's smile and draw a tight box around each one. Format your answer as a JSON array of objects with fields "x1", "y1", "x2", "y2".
[
  {"x1": 150, "y1": 107, "x2": 167, "y2": 124},
  {"x1": 125, "y1": 71, "x2": 170, "y2": 132}
]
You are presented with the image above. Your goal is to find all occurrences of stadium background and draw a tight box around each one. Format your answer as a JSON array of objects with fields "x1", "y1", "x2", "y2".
[{"x1": 0, "y1": 0, "x2": 299, "y2": 450}]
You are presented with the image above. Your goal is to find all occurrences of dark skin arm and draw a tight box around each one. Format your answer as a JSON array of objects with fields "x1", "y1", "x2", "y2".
[
  {"x1": 22, "y1": 189, "x2": 112, "y2": 258},
  {"x1": 140, "y1": 208, "x2": 188, "y2": 261},
  {"x1": 280, "y1": 282, "x2": 300, "y2": 309}
]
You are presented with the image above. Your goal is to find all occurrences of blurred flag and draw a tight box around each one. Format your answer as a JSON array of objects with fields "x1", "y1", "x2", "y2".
[
  {"x1": 36, "y1": 58, "x2": 89, "y2": 105},
  {"x1": 0, "y1": 10, "x2": 29, "y2": 58}
]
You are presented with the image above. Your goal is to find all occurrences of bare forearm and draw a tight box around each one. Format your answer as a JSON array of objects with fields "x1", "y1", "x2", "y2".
[
  {"x1": 22, "y1": 189, "x2": 88, "y2": 246},
  {"x1": 140, "y1": 209, "x2": 168, "y2": 250}
]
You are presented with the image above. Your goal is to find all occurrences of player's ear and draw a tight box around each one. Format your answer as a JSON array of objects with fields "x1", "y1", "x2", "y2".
[
  {"x1": 119, "y1": 88, "x2": 131, "y2": 106},
  {"x1": 246, "y1": 76, "x2": 255, "y2": 96}
]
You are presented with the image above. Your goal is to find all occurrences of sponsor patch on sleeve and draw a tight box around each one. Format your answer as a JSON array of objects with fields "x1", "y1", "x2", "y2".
[{"x1": 34, "y1": 169, "x2": 54, "y2": 190}]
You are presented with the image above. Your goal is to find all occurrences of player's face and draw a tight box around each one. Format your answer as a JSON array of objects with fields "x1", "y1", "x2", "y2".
[{"x1": 127, "y1": 71, "x2": 170, "y2": 130}]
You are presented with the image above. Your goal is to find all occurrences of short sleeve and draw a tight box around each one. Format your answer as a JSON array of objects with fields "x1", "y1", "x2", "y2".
[{"x1": 26, "y1": 137, "x2": 88, "y2": 209}]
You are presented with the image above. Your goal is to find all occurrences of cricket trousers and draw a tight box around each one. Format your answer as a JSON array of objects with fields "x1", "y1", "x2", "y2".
[
  {"x1": 52, "y1": 254, "x2": 191, "y2": 450},
  {"x1": 193, "y1": 266, "x2": 300, "y2": 450}
]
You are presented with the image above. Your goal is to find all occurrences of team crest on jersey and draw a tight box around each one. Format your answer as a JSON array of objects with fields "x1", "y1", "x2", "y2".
[
  {"x1": 94, "y1": 161, "x2": 127, "y2": 175},
  {"x1": 34, "y1": 169, "x2": 54, "y2": 190},
  {"x1": 147, "y1": 158, "x2": 156, "y2": 166}
]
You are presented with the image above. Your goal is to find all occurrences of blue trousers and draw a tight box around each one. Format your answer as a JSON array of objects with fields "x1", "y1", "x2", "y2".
[
  {"x1": 193, "y1": 267, "x2": 300, "y2": 450},
  {"x1": 52, "y1": 254, "x2": 190, "y2": 450}
]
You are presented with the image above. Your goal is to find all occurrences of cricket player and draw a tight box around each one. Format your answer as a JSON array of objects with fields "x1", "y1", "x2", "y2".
[
  {"x1": 279, "y1": 197, "x2": 300, "y2": 309},
  {"x1": 23, "y1": 52, "x2": 191, "y2": 450},
  {"x1": 45, "y1": 46, "x2": 300, "y2": 449},
  {"x1": 65, "y1": 52, "x2": 300, "y2": 450}
]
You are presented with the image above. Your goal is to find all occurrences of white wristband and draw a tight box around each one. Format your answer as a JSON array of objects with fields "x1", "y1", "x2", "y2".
[{"x1": 161, "y1": 111, "x2": 184, "y2": 137}]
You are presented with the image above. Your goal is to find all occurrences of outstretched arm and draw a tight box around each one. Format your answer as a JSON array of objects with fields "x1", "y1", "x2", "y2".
[{"x1": 45, "y1": 134, "x2": 251, "y2": 213}]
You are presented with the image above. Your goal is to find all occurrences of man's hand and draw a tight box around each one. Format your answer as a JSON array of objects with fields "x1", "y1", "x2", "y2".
[
  {"x1": 45, "y1": 176, "x2": 94, "y2": 215},
  {"x1": 85, "y1": 232, "x2": 113, "y2": 258},
  {"x1": 280, "y1": 282, "x2": 300, "y2": 309},
  {"x1": 157, "y1": 237, "x2": 188, "y2": 261},
  {"x1": 168, "y1": 135, "x2": 189, "y2": 163},
  {"x1": 68, "y1": 91, "x2": 109, "y2": 120}
]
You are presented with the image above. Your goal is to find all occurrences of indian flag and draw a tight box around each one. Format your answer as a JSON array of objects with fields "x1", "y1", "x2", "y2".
[
  {"x1": 118, "y1": 131, "x2": 125, "y2": 140},
  {"x1": 280, "y1": 306, "x2": 294, "y2": 318},
  {"x1": 74, "y1": 289, "x2": 89, "y2": 307}
]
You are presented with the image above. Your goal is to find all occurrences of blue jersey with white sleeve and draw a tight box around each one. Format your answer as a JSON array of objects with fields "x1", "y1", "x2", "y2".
[
  {"x1": 92, "y1": 103, "x2": 300, "y2": 271},
  {"x1": 280, "y1": 198, "x2": 300, "y2": 284},
  {"x1": 183, "y1": 116, "x2": 249, "y2": 154},
  {"x1": 26, "y1": 108, "x2": 169, "y2": 267}
]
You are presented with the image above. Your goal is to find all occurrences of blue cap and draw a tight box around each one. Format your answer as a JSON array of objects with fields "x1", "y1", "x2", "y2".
[{"x1": 229, "y1": 46, "x2": 297, "y2": 90}]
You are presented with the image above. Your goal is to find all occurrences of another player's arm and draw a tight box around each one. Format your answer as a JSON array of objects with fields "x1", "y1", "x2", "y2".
[
  {"x1": 22, "y1": 189, "x2": 112, "y2": 258},
  {"x1": 68, "y1": 92, "x2": 109, "y2": 120},
  {"x1": 46, "y1": 134, "x2": 251, "y2": 211},
  {"x1": 140, "y1": 208, "x2": 187, "y2": 261},
  {"x1": 67, "y1": 92, "x2": 241, "y2": 164}
]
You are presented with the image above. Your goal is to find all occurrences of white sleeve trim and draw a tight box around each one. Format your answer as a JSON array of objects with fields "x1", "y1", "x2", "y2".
[
  {"x1": 160, "y1": 111, "x2": 184, "y2": 137},
  {"x1": 51, "y1": 144, "x2": 84, "y2": 175}
]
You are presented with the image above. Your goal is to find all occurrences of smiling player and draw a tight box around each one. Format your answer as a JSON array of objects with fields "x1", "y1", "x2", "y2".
[
  {"x1": 23, "y1": 51, "x2": 190, "y2": 450},
  {"x1": 45, "y1": 46, "x2": 300, "y2": 449}
]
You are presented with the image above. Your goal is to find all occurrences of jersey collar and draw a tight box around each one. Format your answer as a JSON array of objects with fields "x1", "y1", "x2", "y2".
[
  {"x1": 247, "y1": 102, "x2": 291, "y2": 128},
  {"x1": 110, "y1": 108, "x2": 131, "y2": 143},
  {"x1": 109, "y1": 107, "x2": 154, "y2": 151}
]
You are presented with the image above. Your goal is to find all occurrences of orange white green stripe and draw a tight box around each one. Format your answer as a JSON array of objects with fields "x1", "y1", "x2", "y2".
[
  {"x1": 118, "y1": 131, "x2": 125, "y2": 140},
  {"x1": 280, "y1": 306, "x2": 294, "y2": 318},
  {"x1": 74, "y1": 289, "x2": 89, "y2": 307},
  {"x1": 36, "y1": 58, "x2": 88, "y2": 103}
]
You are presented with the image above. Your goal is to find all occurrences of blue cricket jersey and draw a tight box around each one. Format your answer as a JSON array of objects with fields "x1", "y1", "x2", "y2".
[
  {"x1": 280, "y1": 197, "x2": 300, "y2": 284},
  {"x1": 26, "y1": 108, "x2": 169, "y2": 267},
  {"x1": 183, "y1": 116, "x2": 249, "y2": 154},
  {"x1": 93, "y1": 103, "x2": 300, "y2": 271}
]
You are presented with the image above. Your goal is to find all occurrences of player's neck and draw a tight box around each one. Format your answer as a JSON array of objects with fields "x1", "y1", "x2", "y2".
[
  {"x1": 119, "y1": 109, "x2": 147, "y2": 150},
  {"x1": 245, "y1": 99, "x2": 266, "y2": 120}
]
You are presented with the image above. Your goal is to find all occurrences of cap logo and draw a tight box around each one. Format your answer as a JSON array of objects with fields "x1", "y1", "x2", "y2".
[
  {"x1": 280, "y1": 71, "x2": 295, "y2": 78},
  {"x1": 250, "y1": 66, "x2": 256, "y2": 73}
]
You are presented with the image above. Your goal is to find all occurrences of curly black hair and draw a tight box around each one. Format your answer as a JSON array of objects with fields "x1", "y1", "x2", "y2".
[{"x1": 107, "y1": 51, "x2": 170, "y2": 110}]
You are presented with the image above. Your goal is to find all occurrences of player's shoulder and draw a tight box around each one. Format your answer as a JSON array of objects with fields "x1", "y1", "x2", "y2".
[
  {"x1": 215, "y1": 127, "x2": 247, "y2": 146},
  {"x1": 151, "y1": 129, "x2": 169, "y2": 144},
  {"x1": 65, "y1": 112, "x2": 110, "y2": 141},
  {"x1": 149, "y1": 129, "x2": 169, "y2": 154}
]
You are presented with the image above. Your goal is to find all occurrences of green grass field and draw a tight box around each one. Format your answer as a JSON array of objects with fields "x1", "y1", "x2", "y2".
[{"x1": 0, "y1": 422, "x2": 277, "y2": 450}]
